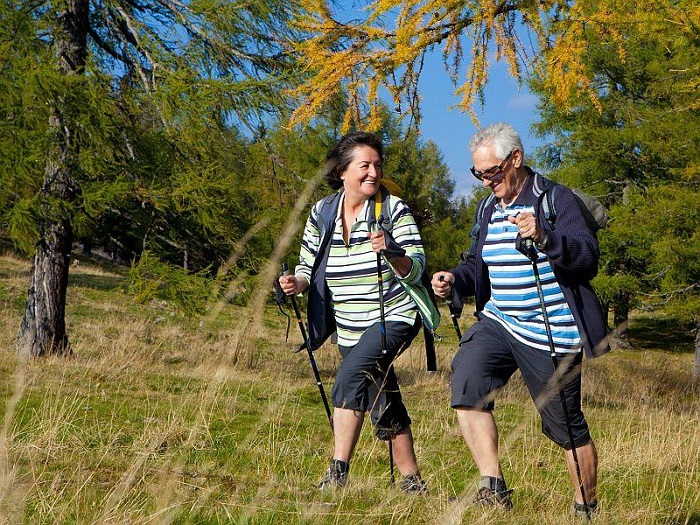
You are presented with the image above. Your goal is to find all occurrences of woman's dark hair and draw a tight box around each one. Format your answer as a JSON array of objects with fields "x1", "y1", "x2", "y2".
[{"x1": 321, "y1": 131, "x2": 383, "y2": 191}]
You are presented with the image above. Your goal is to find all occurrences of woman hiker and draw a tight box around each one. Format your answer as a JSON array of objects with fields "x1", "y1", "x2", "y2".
[{"x1": 278, "y1": 131, "x2": 428, "y2": 494}]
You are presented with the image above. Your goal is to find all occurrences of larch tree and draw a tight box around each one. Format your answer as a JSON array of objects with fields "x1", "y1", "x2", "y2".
[
  {"x1": 286, "y1": 0, "x2": 699, "y2": 132},
  {"x1": 0, "y1": 0, "x2": 301, "y2": 357}
]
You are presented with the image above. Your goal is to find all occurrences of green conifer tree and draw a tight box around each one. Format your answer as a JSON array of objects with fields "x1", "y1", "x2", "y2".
[
  {"x1": 0, "y1": 0, "x2": 301, "y2": 356},
  {"x1": 530, "y1": 0, "x2": 700, "y2": 348}
]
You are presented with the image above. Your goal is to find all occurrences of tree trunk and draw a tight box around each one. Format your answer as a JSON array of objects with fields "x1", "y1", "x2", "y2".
[
  {"x1": 611, "y1": 291, "x2": 632, "y2": 349},
  {"x1": 18, "y1": 221, "x2": 73, "y2": 357},
  {"x1": 17, "y1": 0, "x2": 88, "y2": 357}
]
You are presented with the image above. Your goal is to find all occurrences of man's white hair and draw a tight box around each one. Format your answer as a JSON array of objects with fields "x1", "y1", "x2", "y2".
[{"x1": 468, "y1": 122, "x2": 525, "y2": 162}]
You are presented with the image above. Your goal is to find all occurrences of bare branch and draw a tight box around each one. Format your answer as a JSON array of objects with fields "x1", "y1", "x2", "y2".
[
  {"x1": 88, "y1": 26, "x2": 130, "y2": 65},
  {"x1": 645, "y1": 283, "x2": 699, "y2": 305}
]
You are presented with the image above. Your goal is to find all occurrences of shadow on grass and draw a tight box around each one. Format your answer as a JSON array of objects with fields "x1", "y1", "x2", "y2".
[
  {"x1": 588, "y1": 354, "x2": 700, "y2": 415},
  {"x1": 629, "y1": 315, "x2": 694, "y2": 353},
  {"x1": 1, "y1": 247, "x2": 128, "y2": 292},
  {"x1": 671, "y1": 513, "x2": 700, "y2": 525},
  {"x1": 0, "y1": 267, "x2": 31, "y2": 281},
  {"x1": 68, "y1": 272, "x2": 125, "y2": 292}
]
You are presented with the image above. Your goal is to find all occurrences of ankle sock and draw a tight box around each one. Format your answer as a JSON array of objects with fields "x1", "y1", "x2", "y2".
[
  {"x1": 479, "y1": 475, "x2": 508, "y2": 493},
  {"x1": 331, "y1": 459, "x2": 349, "y2": 475}
]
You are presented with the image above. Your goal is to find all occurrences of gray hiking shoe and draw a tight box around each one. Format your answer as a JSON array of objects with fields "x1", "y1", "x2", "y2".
[
  {"x1": 317, "y1": 459, "x2": 348, "y2": 490},
  {"x1": 469, "y1": 486, "x2": 514, "y2": 509},
  {"x1": 571, "y1": 500, "x2": 598, "y2": 520},
  {"x1": 399, "y1": 474, "x2": 427, "y2": 495}
]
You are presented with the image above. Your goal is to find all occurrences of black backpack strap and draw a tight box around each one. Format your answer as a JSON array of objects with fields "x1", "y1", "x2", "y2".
[
  {"x1": 546, "y1": 186, "x2": 557, "y2": 225},
  {"x1": 380, "y1": 185, "x2": 392, "y2": 229},
  {"x1": 532, "y1": 171, "x2": 557, "y2": 227},
  {"x1": 367, "y1": 184, "x2": 392, "y2": 230},
  {"x1": 424, "y1": 326, "x2": 436, "y2": 372},
  {"x1": 464, "y1": 193, "x2": 494, "y2": 261},
  {"x1": 419, "y1": 268, "x2": 440, "y2": 371}
]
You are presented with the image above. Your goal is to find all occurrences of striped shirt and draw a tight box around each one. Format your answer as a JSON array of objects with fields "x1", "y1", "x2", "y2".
[
  {"x1": 481, "y1": 202, "x2": 582, "y2": 354},
  {"x1": 296, "y1": 193, "x2": 422, "y2": 347}
]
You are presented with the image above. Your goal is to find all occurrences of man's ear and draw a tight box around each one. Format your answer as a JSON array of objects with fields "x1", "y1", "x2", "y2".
[{"x1": 512, "y1": 149, "x2": 523, "y2": 168}]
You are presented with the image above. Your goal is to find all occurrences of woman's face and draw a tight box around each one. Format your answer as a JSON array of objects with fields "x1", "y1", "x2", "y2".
[{"x1": 340, "y1": 145, "x2": 382, "y2": 203}]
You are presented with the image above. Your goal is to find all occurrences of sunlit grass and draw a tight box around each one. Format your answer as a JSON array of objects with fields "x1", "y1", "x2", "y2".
[{"x1": 0, "y1": 252, "x2": 698, "y2": 524}]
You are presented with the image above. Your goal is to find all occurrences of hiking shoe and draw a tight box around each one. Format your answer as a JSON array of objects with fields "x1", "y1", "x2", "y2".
[
  {"x1": 399, "y1": 474, "x2": 427, "y2": 495},
  {"x1": 469, "y1": 486, "x2": 514, "y2": 509},
  {"x1": 317, "y1": 459, "x2": 348, "y2": 490},
  {"x1": 571, "y1": 500, "x2": 598, "y2": 520}
]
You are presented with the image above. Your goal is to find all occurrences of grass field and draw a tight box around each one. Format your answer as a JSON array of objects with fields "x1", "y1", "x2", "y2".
[{"x1": 0, "y1": 253, "x2": 698, "y2": 524}]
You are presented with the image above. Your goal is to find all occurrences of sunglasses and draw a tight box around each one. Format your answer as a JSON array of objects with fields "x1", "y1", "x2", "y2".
[{"x1": 470, "y1": 150, "x2": 515, "y2": 182}]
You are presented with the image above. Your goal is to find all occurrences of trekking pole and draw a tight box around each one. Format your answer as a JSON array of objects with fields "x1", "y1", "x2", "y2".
[
  {"x1": 376, "y1": 248, "x2": 388, "y2": 356},
  {"x1": 439, "y1": 275, "x2": 462, "y2": 340},
  {"x1": 281, "y1": 263, "x2": 334, "y2": 433},
  {"x1": 522, "y1": 239, "x2": 588, "y2": 510},
  {"x1": 373, "y1": 216, "x2": 395, "y2": 486}
]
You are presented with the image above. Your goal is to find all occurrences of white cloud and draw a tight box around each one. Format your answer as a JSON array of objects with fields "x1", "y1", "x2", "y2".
[{"x1": 507, "y1": 92, "x2": 538, "y2": 111}]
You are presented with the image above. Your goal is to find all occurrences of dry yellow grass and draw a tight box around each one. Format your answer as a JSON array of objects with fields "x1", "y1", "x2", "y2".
[{"x1": 0, "y1": 253, "x2": 698, "y2": 524}]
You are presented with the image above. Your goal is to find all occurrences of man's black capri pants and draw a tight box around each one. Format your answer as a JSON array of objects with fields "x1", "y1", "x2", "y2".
[{"x1": 451, "y1": 314, "x2": 591, "y2": 449}]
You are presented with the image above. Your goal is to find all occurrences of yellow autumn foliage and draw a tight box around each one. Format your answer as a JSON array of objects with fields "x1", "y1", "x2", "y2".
[{"x1": 288, "y1": 0, "x2": 699, "y2": 133}]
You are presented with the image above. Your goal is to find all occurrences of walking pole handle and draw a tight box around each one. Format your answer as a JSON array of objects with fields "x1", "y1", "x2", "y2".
[
  {"x1": 522, "y1": 238, "x2": 538, "y2": 262},
  {"x1": 282, "y1": 263, "x2": 309, "y2": 343},
  {"x1": 438, "y1": 275, "x2": 454, "y2": 307}
]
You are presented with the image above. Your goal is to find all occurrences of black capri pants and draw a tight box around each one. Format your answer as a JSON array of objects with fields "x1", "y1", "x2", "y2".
[
  {"x1": 451, "y1": 315, "x2": 591, "y2": 449},
  {"x1": 332, "y1": 317, "x2": 421, "y2": 440}
]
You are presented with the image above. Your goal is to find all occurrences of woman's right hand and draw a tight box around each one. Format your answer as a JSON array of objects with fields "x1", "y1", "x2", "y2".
[
  {"x1": 278, "y1": 275, "x2": 309, "y2": 296},
  {"x1": 431, "y1": 271, "x2": 454, "y2": 299}
]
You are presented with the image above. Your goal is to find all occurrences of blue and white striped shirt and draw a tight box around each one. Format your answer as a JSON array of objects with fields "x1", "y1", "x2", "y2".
[{"x1": 481, "y1": 203, "x2": 582, "y2": 354}]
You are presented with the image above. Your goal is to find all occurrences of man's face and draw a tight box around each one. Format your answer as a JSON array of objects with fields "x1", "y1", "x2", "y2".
[{"x1": 472, "y1": 146, "x2": 521, "y2": 203}]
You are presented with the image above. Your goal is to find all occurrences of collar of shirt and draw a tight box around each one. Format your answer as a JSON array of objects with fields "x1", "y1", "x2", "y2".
[
  {"x1": 493, "y1": 171, "x2": 538, "y2": 213},
  {"x1": 336, "y1": 192, "x2": 373, "y2": 225}
]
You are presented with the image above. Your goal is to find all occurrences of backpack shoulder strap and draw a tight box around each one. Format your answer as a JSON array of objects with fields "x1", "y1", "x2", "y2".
[
  {"x1": 370, "y1": 184, "x2": 393, "y2": 232},
  {"x1": 532, "y1": 172, "x2": 608, "y2": 232},
  {"x1": 316, "y1": 191, "x2": 342, "y2": 247},
  {"x1": 532, "y1": 172, "x2": 557, "y2": 226},
  {"x1": 469, "y1": 193, "x2": 494, "y2": 241},
  {"x1": 462, "y1": 193, "x2": 494, "y2": 261}
]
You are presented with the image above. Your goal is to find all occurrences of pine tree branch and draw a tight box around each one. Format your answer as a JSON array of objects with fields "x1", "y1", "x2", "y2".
[
  {"x1": 87, "y1": 26, "x2": 131, "y2": 65},
  {"x1": 645, "y1": 283, "x2": 699, "y2": 305}
]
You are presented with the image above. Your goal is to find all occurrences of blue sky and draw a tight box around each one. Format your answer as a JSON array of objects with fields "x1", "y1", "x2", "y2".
[
  {"x1": 331, "y1": 2, "x2": 544, "y2": 198},
  {"x1": 416, "y1": 50, "x2": 542, "y2": 197}
]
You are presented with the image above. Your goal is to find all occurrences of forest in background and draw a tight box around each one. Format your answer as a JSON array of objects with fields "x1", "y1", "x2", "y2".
[
  {"x1": 0, "y1": 2, "x2": 699, "y2": 522},
  {"x1": 0, "y1": 0, "x2": 698, "y2": 368}
]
